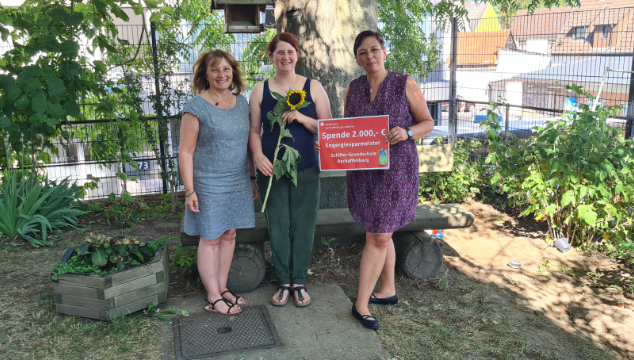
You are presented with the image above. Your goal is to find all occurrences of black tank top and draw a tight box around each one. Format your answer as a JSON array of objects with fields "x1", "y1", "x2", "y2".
[{"x1": 260, "y1": 78, "x2": 318, "y2": 170}]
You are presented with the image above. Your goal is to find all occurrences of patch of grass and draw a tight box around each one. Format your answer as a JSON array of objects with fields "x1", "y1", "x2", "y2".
[
  {"x1": 372, "y1": 279, "x2": 613, "y2": 360},
  {"x1": 0, "y1": 245, "x2": 164, "y2": 360}
]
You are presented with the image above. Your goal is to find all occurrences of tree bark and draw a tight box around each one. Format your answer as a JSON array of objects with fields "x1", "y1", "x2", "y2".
[{"x1": 275, "y1": 0, "x2": 378, "y2": 118}]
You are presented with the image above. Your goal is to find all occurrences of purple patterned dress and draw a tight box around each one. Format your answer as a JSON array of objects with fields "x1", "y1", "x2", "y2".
[{"x1": 346, "y1": 71, "x2": 419, "y2": 233}]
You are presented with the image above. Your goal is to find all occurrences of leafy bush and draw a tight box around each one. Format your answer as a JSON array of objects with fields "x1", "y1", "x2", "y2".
[
  {"x1": 0, "y1": 171, "x2": 86, "y2": 247},
  {"x1": 419, "y1": 139, "x2": 482, "y2": 204},
  {"x1": 87, "y1": 192, "x2": 149, "y2": 227},
  {"x1": 170, "y1": 245, "x2": 198, "y2": 272},
  {"x1": 51, "y1": 234, "x2": 166, "y2": 280},
  {"x1": 481, "y1": 85, "x2": 634, "y2": 252}
]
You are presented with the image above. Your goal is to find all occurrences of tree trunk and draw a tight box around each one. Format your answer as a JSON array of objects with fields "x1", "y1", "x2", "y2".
[{"x1": 275, "y1": 0, "x2": 378, "y2": 118}]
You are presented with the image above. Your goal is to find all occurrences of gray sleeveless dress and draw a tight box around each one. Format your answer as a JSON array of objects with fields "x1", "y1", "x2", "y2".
[{"x1": 183, "y1": 95, "x2": 255, "y2": 240}]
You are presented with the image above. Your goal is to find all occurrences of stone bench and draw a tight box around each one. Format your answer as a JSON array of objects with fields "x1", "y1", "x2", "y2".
[
  {"x1": 180, "y1": 203, "x2": 474, "y2": 292},
  {"x1": 180, "y1": 142, "x2": 474, "y2": 292}
]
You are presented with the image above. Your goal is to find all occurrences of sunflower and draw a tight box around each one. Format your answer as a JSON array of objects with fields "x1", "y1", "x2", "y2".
[{"x1": 286, "y1": 89, "x2": 307, "y2": 110}]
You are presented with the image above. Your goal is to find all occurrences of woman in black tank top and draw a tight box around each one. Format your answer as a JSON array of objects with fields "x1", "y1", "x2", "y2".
[{"x1": 248, "y1": 33, "x2": 332, "y2": 308}]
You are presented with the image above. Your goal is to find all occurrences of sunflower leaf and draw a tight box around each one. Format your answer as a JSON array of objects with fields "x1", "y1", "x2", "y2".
[
  {"x1": 280, "y1": 128, "x2": 293, "y2": 141},
  {"x1": 271, "y1": 91, "x2": 286, "y2": 102}
]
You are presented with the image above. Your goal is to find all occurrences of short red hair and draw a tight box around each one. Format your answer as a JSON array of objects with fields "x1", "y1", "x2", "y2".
[{"x1": 267, "y1": 32, "x2": 300, "y2": 56}]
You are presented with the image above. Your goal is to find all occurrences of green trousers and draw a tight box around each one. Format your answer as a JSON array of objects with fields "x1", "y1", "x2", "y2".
[{"x1": 257, "y1": 166, "x2": 320, "y2": 285}]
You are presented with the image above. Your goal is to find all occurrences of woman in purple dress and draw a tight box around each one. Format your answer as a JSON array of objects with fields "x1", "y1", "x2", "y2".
[{"x1": 336, "y1": 31, "x2": 434, "y2": 329}]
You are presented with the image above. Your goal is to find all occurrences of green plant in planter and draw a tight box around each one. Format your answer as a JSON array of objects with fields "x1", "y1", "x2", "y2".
[
  {"x1": 51, "y1": 234, "x2": 165, "y2": 280},
  {"x1": 480, "y1": 85, "x2": 634, "y2": 249}
]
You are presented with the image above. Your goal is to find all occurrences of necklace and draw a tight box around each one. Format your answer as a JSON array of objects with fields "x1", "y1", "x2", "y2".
[
  {"x1": 273, "y1": 74, "x2": 298, "y2": 94},
  {"x1": 369, "y1": 70, "x2": 389, "y2": 94},
  {"x1": 206, "y1": 89, "x2": 232, "y2": 106}
]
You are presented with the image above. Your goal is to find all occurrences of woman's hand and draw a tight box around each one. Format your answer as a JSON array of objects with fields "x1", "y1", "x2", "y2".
[
  {"x1": 281, "y1": 110, "x2": 307, "y2": 124},
  {"x1": 186, "y1": 193, "x2": 200, "y2": 213},
  {"x1": 314, "y1": 140, "x2": 321, "y2": 153},
  {"x1": 387, "y1": 126, "x2": 408, "y2": 145},
  {"x1": 255, "y1": 154, "x2": 274, "y2": 177},
  {"x1": 251, "y1": 179, "x2": 259, "y2": 200}
]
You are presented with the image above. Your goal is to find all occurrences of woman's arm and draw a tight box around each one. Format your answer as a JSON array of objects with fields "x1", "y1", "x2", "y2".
[
  {"x1": 281, "y1": 79, "x2": 332, "y2": 134},
  {"x1": 248, "y1": 81, "x2": 274, "y2": 177},
  {"x1": 179, "y1": 112, "x2": 200, "y2": 212},
  {"x1": 387, "y1": 76, "x2": 434, "y2": 145}
]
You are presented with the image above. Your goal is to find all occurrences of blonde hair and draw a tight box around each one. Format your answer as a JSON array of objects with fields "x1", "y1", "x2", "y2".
[{"x1": 192, "y1": 49, "x2": 246, "y2": 95}]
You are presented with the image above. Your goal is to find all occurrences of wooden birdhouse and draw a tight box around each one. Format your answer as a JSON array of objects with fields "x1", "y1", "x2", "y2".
[{"x1": 210, "y1": 0, "x2": 275, "y2": 33}]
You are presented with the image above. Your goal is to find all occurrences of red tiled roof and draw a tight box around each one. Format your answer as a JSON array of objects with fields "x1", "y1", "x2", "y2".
[
  {"x1": 552, "y1": 1, "x2": 634, "y2": 54},
  {"x1": 511, "y1": 7, "x2": 572, "y2": 41},
  {"x1": 448, "y1": 30, "x2": 512, "y2": 66}
]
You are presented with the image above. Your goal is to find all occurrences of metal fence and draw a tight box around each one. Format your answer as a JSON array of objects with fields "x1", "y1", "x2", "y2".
[{"x1": 11, "y1": 7, "x2": 633, "y2": 199}]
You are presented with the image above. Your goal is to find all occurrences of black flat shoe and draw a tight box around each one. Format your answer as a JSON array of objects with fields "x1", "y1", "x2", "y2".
[
  {"x1": 351, "y1": 302, "x2": 379, "y2": 330},
  {"x1": 369, "y1": 293, "x2": 398, "y2": 306}
]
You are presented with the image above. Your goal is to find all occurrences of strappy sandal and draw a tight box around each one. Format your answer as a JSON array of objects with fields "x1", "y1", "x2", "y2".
[
  {"x1": 221, "y1": 289, "x2": 246, "y2": 305},
  {"x1": 292, "y1": 286, "x2": 312, "y2": 307},
  {"x1": 270, "y1": 285, "x2": 290, "y2": 307},
  {"x1": 204, "y1": 298, "x2": 242, "y2": 315}
]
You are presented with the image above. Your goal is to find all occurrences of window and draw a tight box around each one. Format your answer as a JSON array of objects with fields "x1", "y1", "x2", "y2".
[
  {"x1": 524, "y1": 23, "x2": 529, "y2": 28},
  {"x1": 554, "y1": 21, "x2": 559, "y2": 25},
  {"x1": 602, "y1": 25, "x2": 610, "y2": 39},
  {"x1": 573, "y1": 27, "x2": 586, "y2": 40}
]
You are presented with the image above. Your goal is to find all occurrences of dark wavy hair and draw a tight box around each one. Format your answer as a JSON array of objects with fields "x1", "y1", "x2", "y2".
[
  {"x1": 353, "y1": 30, "x2": 385, "y2": 56},
  {"x1": 267, "y1": 32, "x2": 300, "y2": 56},
  {"x1": 192, "y1": 49, "x2": 246, "y2": 95}
]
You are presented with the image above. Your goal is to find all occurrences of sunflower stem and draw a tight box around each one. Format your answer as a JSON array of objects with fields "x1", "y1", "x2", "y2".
[{"x1": 261, "y1": 123, "x2": 285, "y2": 213}]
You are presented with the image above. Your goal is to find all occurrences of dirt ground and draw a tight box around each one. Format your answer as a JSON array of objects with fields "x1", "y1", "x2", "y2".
[
  {"x1": 2, "y1": 196, "x2": 633, "y2": 359},
  {"x1": 440, "y1": 201, "x2": 634, "y2": 359}
]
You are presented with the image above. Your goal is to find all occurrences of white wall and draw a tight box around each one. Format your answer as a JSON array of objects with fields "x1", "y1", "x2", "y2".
[{"x1": 526, "y1": 39, "x2": 549, "y2": 54}]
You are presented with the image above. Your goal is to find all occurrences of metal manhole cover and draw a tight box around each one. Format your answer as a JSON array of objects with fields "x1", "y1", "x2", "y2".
[{"x1": 173, "y1": 305, "x2": 281, "y2": 359}]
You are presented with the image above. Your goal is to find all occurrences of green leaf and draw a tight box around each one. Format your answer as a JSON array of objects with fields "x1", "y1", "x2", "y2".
[
  {"x1": 48, "y1": 103, "x2": 65, "y2": 117},
  {"x1": 577, "y1": 205, "x2": 597, "y2": 227},
  {"x1": 181, "y1": 310, "x2": 189, "y2": 317},
  {"x1": 31, "y1": 95, "x2": 47, "y2": 114},
  {"x1": 273, "y1": 161, "x2": 285, "y2": 180},
  {"x1": 561, "y1": 190, "x2": 575, "y2": 207},
  {"x1": 93, "y1": 60, "x2": 107, "y2": 74},
  {"x1": 59, "y1": 40, "x2": 79, "y2": 58},
  {"x1": 14, "y1": 95, "x2": 30, "y2": 110},
  {"x1": 63, "y1": 101, "x2": 80, "y2": 116},
  {"x1": 149, "y1": 12, "x2": 161, "y2": 23},
  {"x1": 91, "y1": 249, "x2": 108, "y2": 267},
  {"x1": 157, "y1": 315, "x2": 170, "y2": 322},
  {"x1": 76, "y1": 243, "x2": 90, "y2": 255},
  {"x1": 66, "y1": 13, "x2": 84, "y2": 27},
  {"x1": 161, "y1": 309, "x2": 176, "y2": 314},
  {"x1": 280, "y1": 128, "x2": 294, "y2": 141},
  {"x1": 47, "y1": 76, "x2": 66, "y2": 101}
]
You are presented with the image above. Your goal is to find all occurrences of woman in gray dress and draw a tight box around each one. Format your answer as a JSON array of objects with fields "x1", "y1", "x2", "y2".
[{"x1": 179, "y1": 49, "x2": 257, "y2": 315}]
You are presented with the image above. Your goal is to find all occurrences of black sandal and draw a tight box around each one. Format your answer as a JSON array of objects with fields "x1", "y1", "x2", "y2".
[
  {"x1": 271, "y1": 285, "x2": 290, "y2": 307},
  {"x1": 292, "y1": 286, "x2": 311, "y2": 307},
  {"x1": 204, "y1": 298, "x2": 242, "y2": 315},
  {"x1": 221, "y1": 290, "x2": 246, "y2": 305}
]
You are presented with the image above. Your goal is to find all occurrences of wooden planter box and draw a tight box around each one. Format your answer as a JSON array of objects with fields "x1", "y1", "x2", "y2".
[{"x1": 52, "y1": 242, "x2": 169, "y2": 321}]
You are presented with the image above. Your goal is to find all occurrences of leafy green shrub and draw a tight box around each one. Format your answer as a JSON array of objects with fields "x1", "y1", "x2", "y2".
[
  {"x1": 170, "y1": 245, "x2": 197, "y2": 272},
  {"x1": 0, "y1": 171, "x2": 86, "y2": 247},
  {"x1": 419, "y1": 139, "x2": 481, "y2": 204},
  {"x1": 481, "y1": 85, "x2": 634, "y2": 252},
  {"x1": 88, "y1": 192, "x2": 149, "y2": 227},
  {"x1": 51, "y1": 234, "x2": 166, "y2": 280}
]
